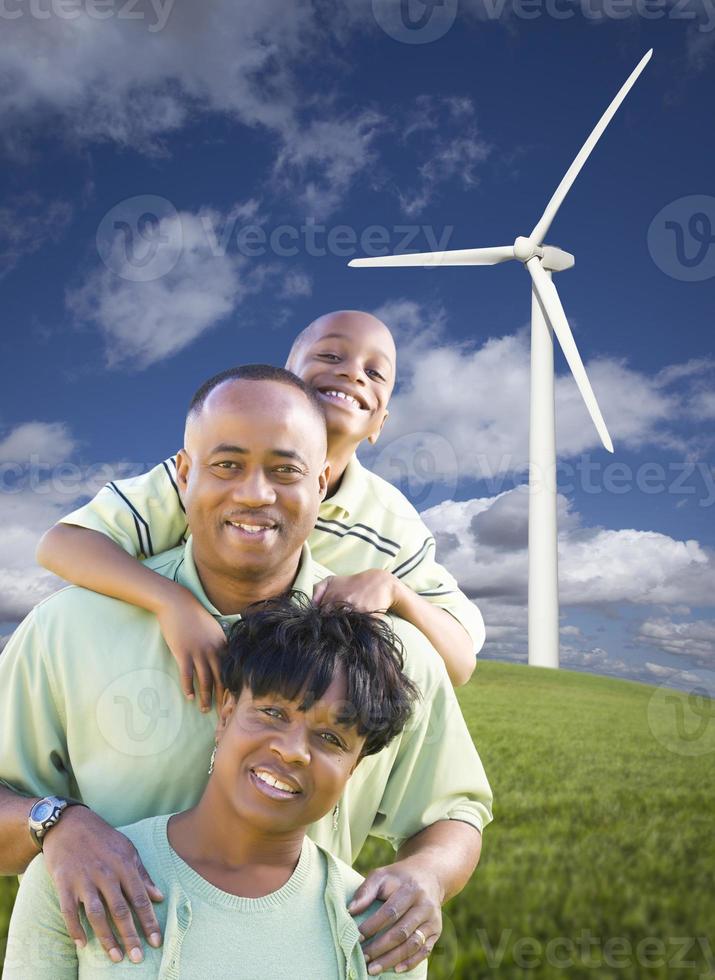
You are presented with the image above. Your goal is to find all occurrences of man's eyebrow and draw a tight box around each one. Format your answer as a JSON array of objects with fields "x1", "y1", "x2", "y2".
[{"x1": 209, "y1": 444, "x2": 309, "y2": 467}]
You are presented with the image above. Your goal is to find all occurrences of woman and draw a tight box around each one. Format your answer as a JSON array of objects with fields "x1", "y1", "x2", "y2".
[{"x1": 4, "y1": 595, "x2": 426, "y2": 979}]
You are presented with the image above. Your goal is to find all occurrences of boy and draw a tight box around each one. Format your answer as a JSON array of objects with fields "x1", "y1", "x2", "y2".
[{"x1": 37, "y1": 311, "x2": 484, "y2": 701}]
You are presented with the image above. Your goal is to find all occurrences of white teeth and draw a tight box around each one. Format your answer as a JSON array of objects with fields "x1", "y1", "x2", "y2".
[
  {"x1": 229, "y1": 522, "x2": 271, "y2": 534},
  {"x1": 324, "y1": 390, "x2": 361, "y2": 408},
  {"x1": 254, "y1": 770, "x2": 299, "y2": 794}
]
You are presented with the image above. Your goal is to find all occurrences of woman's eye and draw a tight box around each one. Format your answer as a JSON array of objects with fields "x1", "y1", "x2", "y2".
[
  {"x1": 319, "y1": 731, "x2": 343, "y2": 748},
  {"x1": 259, "y1": 707, "x2": 283, "y2": 719}
]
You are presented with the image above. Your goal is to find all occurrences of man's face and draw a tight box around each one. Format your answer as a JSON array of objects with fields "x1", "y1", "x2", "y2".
[
  {"x1": 213, "y1": 668, "x2": 365, "y2": 834},
  {"x1": 287, "y1": 312, "x2": 396, "y2": 447},
  {"x1": 176, "y1": 379, "x2": 329, "y2": 584}
]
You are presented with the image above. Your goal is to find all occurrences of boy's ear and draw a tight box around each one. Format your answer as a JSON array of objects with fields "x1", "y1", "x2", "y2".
[
  {"x1": 367, "y1": 410, "x2": 389, "y2": 446},
  {"x1": 216, "y1": 690, "x2": 237, "y2": 738}
]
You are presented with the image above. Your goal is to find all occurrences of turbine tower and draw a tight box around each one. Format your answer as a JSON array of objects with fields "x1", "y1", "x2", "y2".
[{"x1": 348, "y1": 50, "x2": 653, "y2": 668}]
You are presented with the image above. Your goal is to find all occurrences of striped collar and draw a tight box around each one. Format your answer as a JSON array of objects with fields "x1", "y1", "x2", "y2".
[
  {"x1": 173, "y1": 537, "x2": 317, "y2": 625},
  {"x1": 321, "y1": 455, "x2": 365, "y2": 519}
]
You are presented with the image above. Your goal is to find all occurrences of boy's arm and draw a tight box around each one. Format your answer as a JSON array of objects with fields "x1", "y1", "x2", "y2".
[{"x1": 35, "y1": 458, "x2": 226, "y2": 709}]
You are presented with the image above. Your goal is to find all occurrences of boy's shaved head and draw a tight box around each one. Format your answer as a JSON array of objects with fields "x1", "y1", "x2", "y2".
[{"x1": 286, "y1": 310, "x2": 397, "y2": 379}]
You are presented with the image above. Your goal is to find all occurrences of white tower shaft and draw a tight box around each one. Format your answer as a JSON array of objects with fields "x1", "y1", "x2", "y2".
[{"x1": 528, "y1": 266, "x2": 560, "y2": 668}]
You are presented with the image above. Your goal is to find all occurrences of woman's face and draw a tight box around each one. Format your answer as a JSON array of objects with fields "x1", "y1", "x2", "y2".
[{"x1": 212, "y1": 667, "x2": 366, "y2": 833}]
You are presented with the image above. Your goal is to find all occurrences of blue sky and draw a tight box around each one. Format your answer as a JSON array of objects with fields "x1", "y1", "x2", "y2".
[{"x1": 1, "y1": 0, "x2": 713, "y2": 694}]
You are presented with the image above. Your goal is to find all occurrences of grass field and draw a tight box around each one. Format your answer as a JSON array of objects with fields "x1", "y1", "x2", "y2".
[{"x1": 2, "y1": 660, "x2": 714, "y2": 978}]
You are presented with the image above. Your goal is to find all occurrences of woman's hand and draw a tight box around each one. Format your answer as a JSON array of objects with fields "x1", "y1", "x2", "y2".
[
  {"x1": 312, "y1": 570, "x2": 399, "y2": 614},
  {"x1": 156, "y1": 589, "x2": 227, "y2": 712},
  {"x1": 42, "y1": 806, "x2": 164, "y2": 964}
]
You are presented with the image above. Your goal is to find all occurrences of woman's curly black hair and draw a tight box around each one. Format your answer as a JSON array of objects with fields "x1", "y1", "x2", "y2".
[{"x1": 222, "y1": 592, "x2": 420, "y2": 758}]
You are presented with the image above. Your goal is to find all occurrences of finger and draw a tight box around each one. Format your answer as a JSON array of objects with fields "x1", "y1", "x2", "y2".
[
  {"x1": 207, "y1": 650, "x2": 225, "y2": 709},
  {"x1": 194, "y1": 659, "x2": 213, "y2": 713},
  {"x1": 312, "y1": 581, "x2": 328, "y2": 604},
  {"x1": 128, "y1": 869, "x2": 164, "y2": 948},
  {"x1": 355, "y1": 883, "x2": 415, "y2": 940},
  {"x1": 361, "y1": 907, "x2": 436, "y2": 961},
  {"x1": 98, "y1": 884, "x2": 146, "y2": 962},
  {"x1": 57, "y1": 887, "x2": 88, "y2": 948},
  {"x1": 393, "y1": 933, "x2": 438, "y2": 975},
  {"x1": 178, "y1": 658, "x2": 195, "y2": 700},
  {"x1": 348, "y1": 871, "x2": 387, "y2": 917},
  {"x1": 79, "y1": 887, "x2": 124, "y2": 963}
]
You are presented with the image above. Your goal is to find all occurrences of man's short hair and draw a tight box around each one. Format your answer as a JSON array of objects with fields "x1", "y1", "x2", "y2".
[
  {"x1": 187, "y1": 364, "x2": 326, "y2": 429},
  {"x1": 222, "y1": 594, "x2": 420, "y2": 758}
]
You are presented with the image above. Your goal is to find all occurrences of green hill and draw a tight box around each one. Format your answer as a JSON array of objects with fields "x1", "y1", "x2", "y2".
[{"x1": 3, "y1": 661, "x2": 714, "y2": 978}]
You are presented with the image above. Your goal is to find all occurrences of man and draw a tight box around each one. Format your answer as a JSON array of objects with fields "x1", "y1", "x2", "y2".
[{"x1": 0, "y1": 365, "x2": 492, "y2": 977}]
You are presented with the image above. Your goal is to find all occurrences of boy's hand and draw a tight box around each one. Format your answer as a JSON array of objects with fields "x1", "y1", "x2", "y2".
[
  {"x1": 42, "y1": 805, "x2": 164, "y2": 964},
  {"x1": 312, "y1": 570, "x2": 399, "y2": 614},
  {"x1": 156, "y1": 590, "x2": 227, "y2": 711}
]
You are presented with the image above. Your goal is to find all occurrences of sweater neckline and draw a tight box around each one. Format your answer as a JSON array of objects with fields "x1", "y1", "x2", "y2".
[{"x1": 154, "y1": 814, "x2": 315, "y2": 912}]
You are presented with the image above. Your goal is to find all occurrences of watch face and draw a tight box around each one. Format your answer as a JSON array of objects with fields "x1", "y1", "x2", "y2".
[{"x1": 32, "y1": 800, "x2": 55, "y2": 822}]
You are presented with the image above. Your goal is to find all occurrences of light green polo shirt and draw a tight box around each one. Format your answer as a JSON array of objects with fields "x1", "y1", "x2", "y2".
[
  {"x1": 59, "y1": 453, "x2": 486, "y2": 653},
  {"x1": 0, "y1": 539, "x2": 492, "y2": 863},
  {"x1": 4, "y1": 814, "x2": 426, "y2": 979}
]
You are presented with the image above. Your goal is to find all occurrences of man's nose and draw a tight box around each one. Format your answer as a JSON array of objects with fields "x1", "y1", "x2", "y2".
[{"x1": 232, "y1": 469, "x2": 277, "y2": 506}]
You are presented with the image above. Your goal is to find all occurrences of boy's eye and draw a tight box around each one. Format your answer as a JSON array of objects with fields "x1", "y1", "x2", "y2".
[
  {"x1": 367, "y1": 369, "x2": 385, "y2": 381},
  {"x1": 316, "y1": 352, "x2": 340, "y2": 361}
]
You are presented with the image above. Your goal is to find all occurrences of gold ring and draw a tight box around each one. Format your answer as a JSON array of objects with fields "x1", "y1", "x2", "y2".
[{"x1": 414, "y1": 928, "x2": 427, "y2": 947}]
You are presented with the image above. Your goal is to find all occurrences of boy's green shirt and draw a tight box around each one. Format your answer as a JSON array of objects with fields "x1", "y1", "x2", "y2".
[
  {"x1": 59, "y1": 453, "x2": 485, "y2": 653},
  {"x1": 0, "y1": 538, "x2": 493, "y2": 863}
]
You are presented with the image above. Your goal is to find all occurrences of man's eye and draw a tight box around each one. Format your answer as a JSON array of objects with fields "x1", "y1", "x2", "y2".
[
  {"x1": 214, "y1": 460, "x2": 238, "y2": 469},
  {"x1": 275, "y1": 465, "x2": 302, "y2": 475}
]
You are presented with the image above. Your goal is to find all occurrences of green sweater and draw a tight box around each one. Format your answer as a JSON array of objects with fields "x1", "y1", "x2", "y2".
[{"x1": 4, "y1": 814, "x2": 426, "y2": 979}]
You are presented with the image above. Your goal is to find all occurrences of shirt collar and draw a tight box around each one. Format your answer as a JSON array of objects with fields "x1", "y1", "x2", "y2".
[
  {"x1": 173, "y1": 537, "x2": 317, "y2": 625},
  {"x1": 321, "y1": 455, "x2": 366, "y2": 520}
]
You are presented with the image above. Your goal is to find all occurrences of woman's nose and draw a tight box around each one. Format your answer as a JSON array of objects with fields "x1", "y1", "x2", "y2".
[{"x1": 270, "y1": 724, "x2": 311, "y2": 767}]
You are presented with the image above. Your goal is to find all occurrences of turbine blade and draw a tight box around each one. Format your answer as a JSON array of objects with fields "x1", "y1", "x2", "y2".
[
  {"x1": 530, "y1": 49, "x2": 653, "y2": 245},
  {"x1": 527, "y1": 258, "x2": 614, "y2": 453},
  {"x1": 349, "y1": 246, "x2": 515, "y2": 268}
]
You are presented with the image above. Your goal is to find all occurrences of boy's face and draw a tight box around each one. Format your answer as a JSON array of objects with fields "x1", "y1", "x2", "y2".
[
  {"x1": 213, "y1": 668, "x2": 365, "y2": 834},
  {"x1": 287, "y1": 312, "x2": 396, "y2": 448}
]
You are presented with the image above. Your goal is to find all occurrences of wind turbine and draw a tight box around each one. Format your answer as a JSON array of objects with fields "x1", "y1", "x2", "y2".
[{"x1": 349, "y1": 50, "x2": 653, "y2": 669}]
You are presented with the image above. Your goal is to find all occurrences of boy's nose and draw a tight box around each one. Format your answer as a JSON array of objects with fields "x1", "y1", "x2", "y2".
[{"x1": 338, "y1": 359, "x2": 367, "y2": 385}]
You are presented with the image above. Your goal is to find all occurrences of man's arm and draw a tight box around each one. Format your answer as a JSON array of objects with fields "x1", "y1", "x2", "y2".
[
  {"x1": 349, "y1": 820, "x2": 482, "y2": 975},
  {"x1": 0, "y1": 784, "x2": 41, "y2": 874}
]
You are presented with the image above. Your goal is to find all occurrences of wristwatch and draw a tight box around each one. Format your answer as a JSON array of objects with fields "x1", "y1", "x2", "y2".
[{"x1": 28, "y1": 796, "x2": 86, "y2": 850}]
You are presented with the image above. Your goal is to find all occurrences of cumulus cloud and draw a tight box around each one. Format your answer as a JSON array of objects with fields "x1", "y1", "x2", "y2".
[
  {"x1": 636, "y1": 619, "x2": 715, "y2": 667},
  {"x1": 0, "y1": 2, "x2": 382, "y2": 215},
  {"x1": 368, "y1": 299, "x2": 708, "y2": 479},
  {"x1": 0, "y1": 422, "x2": 136, "y2": 622},
  {"x1": 66, "y1": 207, "x2": 266, "y2": 369}
]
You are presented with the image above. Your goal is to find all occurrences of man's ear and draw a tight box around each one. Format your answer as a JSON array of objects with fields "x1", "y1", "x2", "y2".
[
  {"x1": 367, "y1": 410, "x2": 389, "y2": 446},
  {"x1": 175, "y1": 448, "x2": 191, "y2": 495},
  {"x1": 318, "y1": 461, "x2": 330, "y2": 501},
  {"x1": 215, "y1": 690, "x2": 237, "y2": 738}
]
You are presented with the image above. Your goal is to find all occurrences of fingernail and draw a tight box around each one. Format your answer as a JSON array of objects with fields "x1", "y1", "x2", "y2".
[
  {"x1": 368, "y1": 964, "x2": 383, "y2": 976},
  {"x1": 109, "y1": 948, "x2": 123, "y2": 963},
  {"x1": 74, "y1": 940, "x2": 86, "y2": 951},
  {"x1": 149, "y1": 932, "x2": 162, "y2": 947},
  {"x1": 129, "y1": 948, "x2": 143, "y2": 963},
  {"x1": 363, "y1": 952, "x2": 371, "y2": 964},
  {"x1": 357, "y1": 932, "x2": 364, "y2": 942},
  {"x1": 395, "y1": 967, "x2": 406, "y2": 974}
]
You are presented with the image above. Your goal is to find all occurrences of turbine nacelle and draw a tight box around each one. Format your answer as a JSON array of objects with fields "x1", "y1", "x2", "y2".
[{"x1": 512, "y1": 237, "x2": 575, "y2": 272}]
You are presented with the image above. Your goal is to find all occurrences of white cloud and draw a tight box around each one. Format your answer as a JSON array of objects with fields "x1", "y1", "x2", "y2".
[
  {"x1": 0, "y1": 422, "x2": 137, "y2": 621},
  {"x1": 279, "y1": 271, "x2": 313, "y2": 300},
  {"x1": 637, "y1": 619, "x2": 715, "y2": 666},
  {"x1": 0, "y1": 421, "x2": 77, "y2": 465},
  {"x1": 368, "y1": 299, "x2": 706, "y2": 478},
  {"x1": 0, "y1": 2, "x2": 381, "y2": 215},
  {"x1": 66, "y1": 208, "x2": 260, "y2": 369}
]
